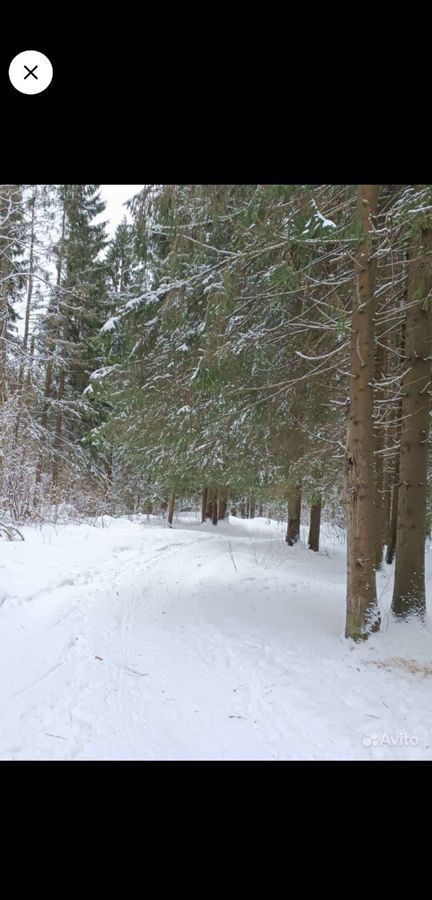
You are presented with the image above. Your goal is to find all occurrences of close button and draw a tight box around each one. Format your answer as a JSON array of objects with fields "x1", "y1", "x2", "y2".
[{"x1": 9, "y1": 50, "x2": 53, "y2": 95}]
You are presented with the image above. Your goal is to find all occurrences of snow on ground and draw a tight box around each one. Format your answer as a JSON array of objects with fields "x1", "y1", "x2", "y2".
[{"x1": 1, "y1": 513, "x2": 431, "y2": 760}]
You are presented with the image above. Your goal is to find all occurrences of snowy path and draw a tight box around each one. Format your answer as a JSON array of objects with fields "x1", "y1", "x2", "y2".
[{"x1": 1, "y1": 514, "x2": 432, "y2": 760}]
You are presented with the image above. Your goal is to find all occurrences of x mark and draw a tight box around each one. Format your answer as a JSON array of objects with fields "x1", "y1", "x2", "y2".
[{"x1": 24, "y1": 65, "x2": 38, "y2": 80}]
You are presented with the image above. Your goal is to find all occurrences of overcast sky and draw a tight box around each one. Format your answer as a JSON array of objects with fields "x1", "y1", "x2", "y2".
[{"x1": 98, "y1": 185, "x2": 144, "y2": 235}]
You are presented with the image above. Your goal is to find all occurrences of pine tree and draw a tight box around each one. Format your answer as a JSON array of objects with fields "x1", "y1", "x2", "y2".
[
  {"x1": 345, "y1": 185, "x2": 380, "y2": 641},
  {"x1": 392, "y1": 187, "x2": 432, "y2": 619}
]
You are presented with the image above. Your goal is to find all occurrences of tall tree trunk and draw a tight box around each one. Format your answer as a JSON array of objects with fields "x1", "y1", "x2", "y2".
[
  {"x1": 201, "y1": 486, "x2": 208, "y2": 523},
  {"x1": 212, "y1": 491, "x2": 218, "y2": 525},
  {"x1": 26, "y1": 335, "x2": 35, "y2": 389},
  {"x1": 14, "y1": 191, "x2": 37, "y2": 448},
  {"x1": 206, "y1": 488, "x2": 215, "y2": 520},
  {"x1": 51, "y1": 368, "x2": 65, "y2": 489},
  {"x1": 34, "y1": 354, "x2": 54, "y2": 490},
  {"x1": 308, "y1": 497, "x2": 322, "y2": 552},
  {"x1": 385, "y1": 397, "x2": 403, "y2": 566},
  {"x1": 382, "y1": 464, "x2": 391, "y2": 547},
  {"x1": 345, "y1": 184, "x2": 380, "y2": 641},
  {"x1": 0, "y1": 192, "x2": 10, "y2": 407},
  {"x1": 249, "y1": 497, "x2": 256, "y2": 519},
  {"x1": 167, "y1": 491, "x2": 175, "y2": 527},
  {"x1": 0, "y1": 294, "x2": 6, "y2": 405},
  {"x1": 19, "y1": 190, "x2": 37, "y2": 386},
  {"x1": 258, "y1": 502, "x2": 264, "y2": 517},
  {"x1": 286, "y1": 483, "x2": 302, "y2": 545},
  {"x1": 385, "y1": 324, "x2": 405, "y2": 565},
  {"x1": 385, "y1": 451, "x2": 400, "y2": 565},
  {"x1": 0, "y1": 185, "x2": 21, "y2": 411},
  {"x1": 392, "y1": 218, "x2": 432, "y2": 619},
  {"x1": 373, "y1": 337, "x2": 386, "y2": 569},
  {"x1": 218, "y1": 487, "x2": 227, "y2": 520},
  {"x1": 35, "y1": 200, "x2": 66, "y2": 492}
]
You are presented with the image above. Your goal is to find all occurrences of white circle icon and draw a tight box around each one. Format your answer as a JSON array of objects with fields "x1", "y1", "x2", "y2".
[{"x1": 9, "y1": 50, "x2": 53, "y2": 95}]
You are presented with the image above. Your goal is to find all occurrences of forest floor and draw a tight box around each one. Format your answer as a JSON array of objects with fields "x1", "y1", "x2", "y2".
[{"x1": 1, "y1": 513, "x2": 431, "y2": 760}]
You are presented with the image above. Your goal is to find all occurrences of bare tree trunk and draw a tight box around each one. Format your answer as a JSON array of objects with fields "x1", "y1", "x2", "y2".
[
  {"x1": 308, "y1": 497, "x2": 322, "y2": 552},
  {"x1": 386, "y1": 462, "x2": 400, "y2": 565},
  {"x1": 286, "y1": 483, "x2": 302, "y2": 546},
  {"x1": 35, "y1": 200, "x2": 66, "y2": 492},
  {"x1": 258, "y1": 502, "x2": 264, "y2": 517},
  {"x1": 206, "y1": 488, "x2": 213, "y2": 519},
  {"x1": 373, "y1": 338, "x2": 386, "y2": 569},
  {"x1": 0, "y1": 190, "x2": 11, "y2": 406},
  {"x1": 34, "y1": 356, "x2": 54, "y2": 491},
  {"x1": 249, "y1": 497, "x2": 256, "y2": 519},
  {"x1": 212, "y1": 491, "x2": 218, "y2": 525},
  {"x1": 51, "y1": 368, "x2": 65, "y2": 488},
  {"x1": 385, "y1": 399, "x2": 403, "y2": 566},
  {"x1": 201, "y1": 486, "x2": 208, "y2": 523},
  {"x1": 21, "y1": 192, "x2": 37, "y2": 361},
  {"x1": 382, "y1": 464, "x2": 391, "y2": 547},
  {"x1": 26, "y1": 335, "x2": 35, "y2": 389},
  {"x1": 167, "y1": 491, "x2": 175, "y2": 528},
  {"x1": 392, "y1": 218, "x2": 432, "y2": 619},
  {"x1": 0, "y1": 294, "x2": 6, "y2": 405},
  {"x1": 0, "y1": 186, "x2": 22, "y2": 411},
  {"x1": 218, "y1": 487, "x2": 227, "y2": 520},
  {"x1": 345, "y1": 185, "x2": 380, "y2": 641},
  {"x1": 206, "y1": 489, "x2": 213, "y2": 520},
  {"x1": 14, "y1": 191, "x2": 37, "y2": 449},
  {"x1": 385, "y1": 323, "x2": 405, "y2": 565}
]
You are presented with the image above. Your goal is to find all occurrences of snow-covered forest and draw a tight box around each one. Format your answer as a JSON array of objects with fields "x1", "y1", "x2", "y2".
[{"x1": 1, "y1": 184, "x2": 431, "y2": 760}]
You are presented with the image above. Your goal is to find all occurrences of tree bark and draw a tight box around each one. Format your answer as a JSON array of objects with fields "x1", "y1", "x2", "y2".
[
  {"x1": 308, "y1": 497, "x2": 322, "y2": 552},
  {"x1": 385, "y1": 453, "x2": 400, "y2": 565},
  {"x1": 206, "y1": 489, "x2": 214, "y2": 520},
  {"x1": 392, "y1": 218, "x2": 432, "y2": 619},
  {"x1": 21, "y1": 191, "x2": 37, "y2": 358},
  {"x1": 385, "y1": 397, "x2": 403, "y2": 566},
  {"x1": 51, "y1": 367, "x2": 65, "y2": 488},
  {"x1": 0, "y1": 291, "x2": 6, "y2": 405},
  {"x1": 15, "y1": 192, "x2": 38, "y2": 438},
  {"x1": 382, "y1": 464, "x2": 391, "y2": 547},
  {"x1": 201, "y1": 486, "x2": 208, "y2": 523},
  {"x1": 345, "y1": 184, "x2": 380, "y2": 641},
  {"x1": 218, "y1": 487, "x2": 227, "y2": 520},
  {"x1": 16, "y1": 188, "x2": 37, "y2": 413},
  {"x1": 385, "y1": 326, "x2": 405, "y2": 565},
  {"x1": 167, "y1": 491, "x2": 175, "y2": 527},
  {"x1": 35, "y1": 199, "x2": 66, "y2": 491},
  {"x1": 0, "y1": 189, "x2": 14, "y2": 406},
  {"x1": 373, "y1": 337, "x2": 386, "y2": 569},
  {"x1": 212, "y1": 491, "x2": 218, "y2": 525},
  {"x1": 286, "y1": 483, "x2": 302, "y2": 545}
]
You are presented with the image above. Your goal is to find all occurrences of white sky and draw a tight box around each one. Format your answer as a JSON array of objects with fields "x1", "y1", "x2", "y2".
[{"x1": 98, "y1": 185, "x2": 144, "y2": 235}]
